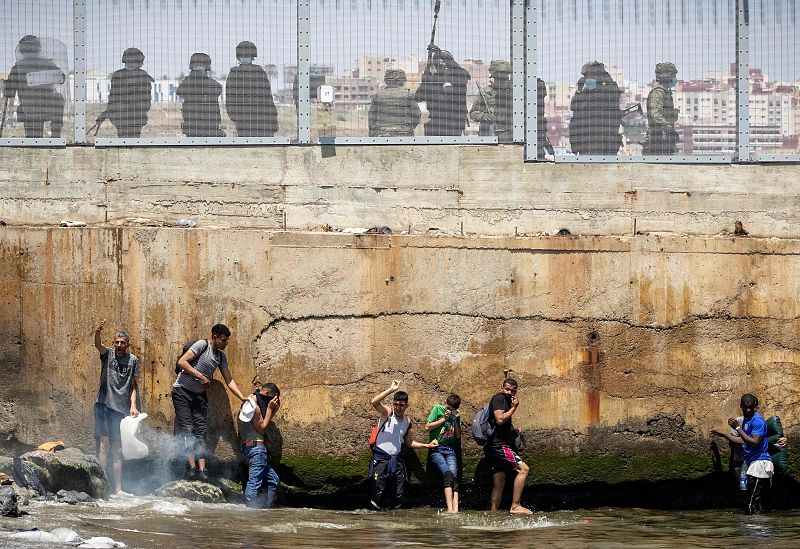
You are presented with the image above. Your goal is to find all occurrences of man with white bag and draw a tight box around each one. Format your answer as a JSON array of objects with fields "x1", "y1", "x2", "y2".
[{"x1": 93, "y1": 320, "x2": 140, "y2": 496}]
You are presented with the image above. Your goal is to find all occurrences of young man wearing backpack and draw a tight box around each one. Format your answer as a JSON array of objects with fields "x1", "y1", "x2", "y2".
[
  {"x1": 484, "y1": 378, "x2": 532, "y2": 514},
  {"x1": 369, "y1": 380, "x2": 439, "y2": 510},
  {"x1": 173, "y1": 323, "x2": 247, "y2": 481}
]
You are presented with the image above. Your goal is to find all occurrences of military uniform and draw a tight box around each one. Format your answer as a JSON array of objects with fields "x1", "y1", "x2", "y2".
[
  {"x1": 414, "y1": 50, "x2": 470, "y2": 136},
  {"x1": 105, "y1": 48, "x2": 153, "y2": 138},
  {"x1": 469, "y1": 60, "x2": 513, "y2": 142},
  {"x1": 225, "y1": 41, "x2": 278, "y2": 138},
  {"x1": 176, "y1": 53, "x2": 224, "y2": 137},
  {"x1": 643, "y1": 62, "x2": 680, "y2": 155},
  {"x1": 3, "y1": 35, "x2": 65, "y2": 138},
  {"x1": 568, "y1": 62, "x2": 623, "y2": 155},
  {"x1": 368, "y1": 69, "x2": 421, "y2": 137}
]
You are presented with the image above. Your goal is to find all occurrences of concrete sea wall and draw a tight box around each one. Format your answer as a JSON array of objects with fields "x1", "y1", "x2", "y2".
[{"x1": 1, "y1": 145, "x2": 799, "y2": 507}]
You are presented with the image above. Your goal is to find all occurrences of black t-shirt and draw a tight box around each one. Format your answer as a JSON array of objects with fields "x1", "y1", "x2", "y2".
[{"x1": 488, "y1": 392, "x2": 513, "y2": 445}]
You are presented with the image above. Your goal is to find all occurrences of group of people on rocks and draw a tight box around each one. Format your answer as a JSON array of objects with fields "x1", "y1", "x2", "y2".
[
  {"x1": 92, "y1": 321, "x2": 532, "y2": 512},
  {"x1": 92, "y1": 321, "x2": 787, "y2": 514}
]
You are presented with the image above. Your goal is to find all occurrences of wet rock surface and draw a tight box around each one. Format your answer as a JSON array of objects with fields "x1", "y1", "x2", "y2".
[
  {"x1": 0, "y1": 485, "x2": 21, "y2": 517},
  {"x1": 154, "y1": 480, "x2": 225, "y2": 503},
  {"x1": 20, "y1": 448, "x2": 108, "y2": 499}
]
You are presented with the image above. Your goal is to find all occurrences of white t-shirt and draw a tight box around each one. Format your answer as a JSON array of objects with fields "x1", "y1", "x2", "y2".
[{"x1": 375, "y1": 414, "x2": 409, "y2": 456}]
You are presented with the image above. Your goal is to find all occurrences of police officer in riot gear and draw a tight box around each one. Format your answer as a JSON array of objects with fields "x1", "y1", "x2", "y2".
[
  {"x1": 469, "y1": 59, "x2": 513, "y2": 142},
  {"x1": 569, "y1": 61, "x2": 624, "y2": 155},
  {"x1": 414, "y1": 46, "x2": 470, "y2": 136},
  {"x1": 176, "y1": 53, "x2": 224, "y2": 137},
  {"x1": 97, "y1": 48, "x2": 154, "y2": 138},
  {"x1": 225, "y1": 41, "x2": 279, "y2": 137},
  {"x1": 643, "y1": 62, "x2": 680, "y2": 155},
  {"x1": 368, "y1": 69, "x2": 421, "y2": 137},
  {"x1": 3, "y1": 35, "x2": 65, "y2": 138}
]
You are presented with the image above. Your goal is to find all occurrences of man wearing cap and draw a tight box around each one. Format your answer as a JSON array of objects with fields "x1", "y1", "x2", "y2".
[
  {"x1": 238, "y1": 383, "x2": 281, "y2": 508},
  {"x1": 469, "y1": 59, "x2": 513, "y2": 142},
  {"x1": 176, "y1": 52, "x2": 224, "y2": 137},
  {"x1": 97, "y1": 48, "x2": 154, "y2": 138},
  {"x1": 93, "y1": 320, "x2": 139, "y2": 496},
  {"x1": 414, "y1": 45, "x2": 470, "y2": 136},
  {"x1": 225, "y1": 41, "x2": 279, "y2": 137},
  {"x1": 643, "y1": 62, "x2": 680, "y2": 155},
  {"x1": 3, "y1": 35, "x2": 65, "y2": 138},
  {"x1": 368, "y1": 69, "x2": 421, "y2": 137}
]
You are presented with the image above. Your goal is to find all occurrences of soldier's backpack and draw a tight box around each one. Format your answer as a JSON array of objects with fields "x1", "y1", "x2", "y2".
[
  {"x1": 174, "y1": 339, "x2": 209, "y2": 375},
  {"x1": 471, "y1": 402, "x2": 495, "y2": 446}
]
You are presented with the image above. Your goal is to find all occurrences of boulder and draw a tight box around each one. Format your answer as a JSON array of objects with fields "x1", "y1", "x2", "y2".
[
  {"x1": 154, "y1": 480, "x2": 225, "y2": 503},
  {"x1": 56, "y1": 489, "x2": 94, "y2": 505},
  {"x1": 0, "y1": 485, "x2": 21, "y2": 517},
  {"x1": 0, "y1": 456, "x2": 12, "y2": 476},
  {"x1": 216, "y1": 478, "x2": 243, "y2": 503},
  {"x1": 20, "y1": 448, "x2": 108, "y2": 499}
]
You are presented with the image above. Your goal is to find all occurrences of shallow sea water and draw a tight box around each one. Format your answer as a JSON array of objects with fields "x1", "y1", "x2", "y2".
[{"x1": 3, "y1": 497, "x2": 800, "y2": 548}]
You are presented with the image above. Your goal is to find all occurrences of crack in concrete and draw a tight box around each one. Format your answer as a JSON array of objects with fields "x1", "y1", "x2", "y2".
[{"x1": 253, "y1": 311, "x2": 800, "y2": 339}]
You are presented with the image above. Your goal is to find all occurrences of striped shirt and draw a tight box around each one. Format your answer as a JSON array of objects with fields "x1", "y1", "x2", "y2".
[{"x1": 173, "y1": 339, "x2": 228, "y2": 394}]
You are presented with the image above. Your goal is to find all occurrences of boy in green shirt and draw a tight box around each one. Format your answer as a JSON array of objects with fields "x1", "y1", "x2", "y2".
[{"x1": 425, "y1": 394, "x2": 463, "y2": 513}]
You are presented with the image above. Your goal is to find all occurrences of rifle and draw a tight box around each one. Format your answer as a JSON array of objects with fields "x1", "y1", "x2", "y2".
[
  {"x1": 0, "y1": 95, "x2": 10, "y2": 138},
  {"x1": 621, "y1": 103, "x2": 642, "y2": 117},
  {"x1": 425, "y1": 1, "x2": 442, "y2": 71},
  {"x1": 87, "y1": 110, "x2": 109, "y2": 136},
  {"x1": 475, "y1": 83, "x2": 496, "y2": 136}
]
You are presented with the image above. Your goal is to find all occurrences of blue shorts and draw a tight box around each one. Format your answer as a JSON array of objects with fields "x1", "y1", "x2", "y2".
[{"x1": 94, "y1": 403, "x2": 126, "y2": 444}]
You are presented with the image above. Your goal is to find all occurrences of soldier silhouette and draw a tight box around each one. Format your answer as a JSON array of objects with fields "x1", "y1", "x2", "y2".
[
  {"x1": 225, "y1": 41, "x2": 279, "y2": 138},
  {"x1": 643, "y1": 62, "x2": 680, "y2": 155},
  {"x1": 3, "y1": 35, "x2": 65, "y2": 138},
  {"x1": 176, "y1": 53, "x2": 224, "y2": 137},
  {"x1": 368, "y1": 69, "x2": 421, "y2": 137},
  {"x1": 469, "y1": 60, "x2": 513, "y2": 142},
  {"x1": 414, "y1": 46, "x2": 470, "y2": 136},
  {"x1": 96, "y1": 48, "x2": 154, "y2": 138}
]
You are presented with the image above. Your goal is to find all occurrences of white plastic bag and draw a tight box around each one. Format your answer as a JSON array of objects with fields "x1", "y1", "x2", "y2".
[{"x1": 119, "y1": 413, "x2": 149, "y2": 460}]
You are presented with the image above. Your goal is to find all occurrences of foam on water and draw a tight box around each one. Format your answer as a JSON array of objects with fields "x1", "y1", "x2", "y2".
[
  {"x1": 146, "y1": 501, "x2": 191, "y2": 515},
  {"x1": 457, "y1": 513, "x2": 573, "y2": 530}
]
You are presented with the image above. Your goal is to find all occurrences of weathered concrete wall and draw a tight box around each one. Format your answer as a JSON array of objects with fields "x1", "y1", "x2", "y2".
[
  {"x1": 2, "y1": 145, "x2": 800, "y2": 237},
  {"x1": 1, "y1": 227, "x2": 797, "y2": 486}
]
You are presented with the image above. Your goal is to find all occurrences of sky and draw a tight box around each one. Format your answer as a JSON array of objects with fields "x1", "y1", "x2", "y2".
[{"x1": 2, "y1": 0, "x2": 797, "y2": 88}]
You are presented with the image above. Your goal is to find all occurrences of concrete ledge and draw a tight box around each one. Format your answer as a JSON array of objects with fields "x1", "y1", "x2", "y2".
[{"x1": 0, "y1": 146, "x2": 799, "y2": 237}]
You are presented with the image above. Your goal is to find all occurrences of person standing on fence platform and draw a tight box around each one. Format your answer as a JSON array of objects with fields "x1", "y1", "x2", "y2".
[
  {"x1": 643, "y1": 62, "x2": 680, "y2": 155},
  {"x1": 225, "y1": 41, "x2": 279, "y2": 138},
  {"x1": 3, "y1": 35, "x2": 65, "y2": 138},
  {"x1": 414, "y1": 46, "x2": 470, "y2": 136},
  {"x1": 96, "y1": 48, "x2": 153, "y2": 138},
  {"x1": 470, "y1": 59, "x2": 514, "y2": 143},
  {"x1": 568, "y1": 61, "x2": 624, "y2": 156},
  {"x1": 177, "y1": 53, "x2": 224, "y2": 137},
  {"x1": 368, "y1": 69, "x2": 421, "y2": 137}
]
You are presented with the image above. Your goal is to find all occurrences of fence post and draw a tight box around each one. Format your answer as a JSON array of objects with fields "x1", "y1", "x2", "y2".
[
  {"x1": 73, "y1": 0, "x2": 87, "y2": 143},
  {"x1": 297, "y1": 0, "x2": 311, "y2": 143},
  {"x1": 524, "y1": 0, "x2": 538, "y2": 161},
  {"x1": 735, "y1": 0, "x2": 750, "y2": 162},
  {"x1": 512, "y1": 0, "x2": 526, "y2": 144}
]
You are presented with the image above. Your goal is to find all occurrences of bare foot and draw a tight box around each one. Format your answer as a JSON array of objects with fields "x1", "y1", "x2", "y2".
[
  {"x1": 446, "y1": 508, "x2": 458, "y2": 514},
  {"x1": 510, "y1": 504, "x2": 533, "y2": 515}
]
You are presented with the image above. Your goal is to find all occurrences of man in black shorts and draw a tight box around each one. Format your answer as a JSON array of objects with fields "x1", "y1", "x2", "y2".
[{"x1": 485, "y1": 378, "x2": 532, "y2": 514}]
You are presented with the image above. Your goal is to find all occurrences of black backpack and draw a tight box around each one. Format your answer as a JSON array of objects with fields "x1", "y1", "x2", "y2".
[{"x1": 174, "y1": 339, "x2": 209, "y2": 375}]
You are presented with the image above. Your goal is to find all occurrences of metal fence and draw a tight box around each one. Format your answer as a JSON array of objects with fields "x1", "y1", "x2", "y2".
[{"x1": 0, "y1": 0, "x2": 797, "y2": 163}]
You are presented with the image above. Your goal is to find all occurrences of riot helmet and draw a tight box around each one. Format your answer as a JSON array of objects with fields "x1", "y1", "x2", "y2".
[
  {"x1": 18, "y1": 35, "x2": 42, "y2": 56},
  {"x1": 384, "y1": 69, "x2": 407, "y2": 87},
  {"x1": 189, "y1": 52, "x2": 212, "y2": 71},
  {"x1": 236, "y1": 41, "x2": 258, "y2": 59}
]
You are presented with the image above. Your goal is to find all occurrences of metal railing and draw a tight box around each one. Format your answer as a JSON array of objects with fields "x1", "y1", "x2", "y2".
[{"x1": 0, "y1": 0, "x2": 796, "y2": 164}]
